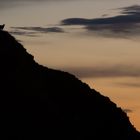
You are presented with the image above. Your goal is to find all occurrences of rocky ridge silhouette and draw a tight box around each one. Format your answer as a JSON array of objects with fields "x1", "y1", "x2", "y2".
[{"x1": 0, "y1": 30, "x2": 140, "y2": 140}]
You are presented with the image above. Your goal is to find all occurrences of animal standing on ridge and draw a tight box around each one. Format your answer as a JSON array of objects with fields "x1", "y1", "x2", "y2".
[{"x1": 0, "y1": 24, "x2": 5, "y2": 30}]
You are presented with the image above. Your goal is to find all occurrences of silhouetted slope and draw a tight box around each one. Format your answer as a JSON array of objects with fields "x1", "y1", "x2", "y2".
[{"x1": 0, "y1": 30, "x2": 140, "y2": 140}]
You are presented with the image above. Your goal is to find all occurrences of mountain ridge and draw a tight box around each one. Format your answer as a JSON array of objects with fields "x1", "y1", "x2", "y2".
[{"x1": 0, "y1": 30, "x2": 140, "y2": 139}]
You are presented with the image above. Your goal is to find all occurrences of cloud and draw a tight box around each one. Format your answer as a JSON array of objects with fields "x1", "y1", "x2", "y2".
[
  {"x1": 116, "y1": 82, "x2": 140, "y2": 88},
  {"x1": 123, "y1": 109, "x2": 133, "y2": 113},
  {"x1": 11, "y1": 26, "x2": 64, "y2": 33},
  {"x1": 10, "y1": 26, "x2": 65, "y2": 37},
  {"x1": 63, "y1": 65, "x2": 140, "y2": 78},
  {"x1": 61, "y1": 5, "x2": 140, "y2": 38},
  {"x1": 9, "y1": 30, "x2": 38, "y2": 37}
]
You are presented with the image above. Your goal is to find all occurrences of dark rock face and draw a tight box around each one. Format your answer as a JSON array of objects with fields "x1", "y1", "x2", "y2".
[{"x1": 0, "y1": 30, "x2": 140, "y2": 140}]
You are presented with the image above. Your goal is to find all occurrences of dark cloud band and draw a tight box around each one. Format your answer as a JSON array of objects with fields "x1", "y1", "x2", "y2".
[{"x1": 61, "y1": 5, "x2": 140, "y2": 38}]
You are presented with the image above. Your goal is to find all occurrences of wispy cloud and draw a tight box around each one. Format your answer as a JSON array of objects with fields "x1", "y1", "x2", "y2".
[
  {"x1": 123, "y1": 109, "x2": 133, "y2": 113},
  {"x1": 63, "y1": 65, "x2": 140, "y2": 78},
  {"x1": 9, "y1": 30, "x2": 38, "y2": 37},
  {"x1": 61, "y1": 5, "x2": 140, "y2": 38},
  {"x1": 116, "y1": 82, "x2": 140, "y2": 88},
  {"x1": 11, "y1": 26, "x2": 64, "y2": 33},
  {"x1": 10, "y1": 26, "x2": 65, "y2": 37}
]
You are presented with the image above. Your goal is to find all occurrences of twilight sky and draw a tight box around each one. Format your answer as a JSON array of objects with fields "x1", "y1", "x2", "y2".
[{"x1": 1, "y1": 0, "x2": 140, "y2": 130}]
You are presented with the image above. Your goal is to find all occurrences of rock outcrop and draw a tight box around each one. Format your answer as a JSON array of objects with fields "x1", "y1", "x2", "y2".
[{"x1": 0, "y1": 30, "x2": 139, "y2": 140}]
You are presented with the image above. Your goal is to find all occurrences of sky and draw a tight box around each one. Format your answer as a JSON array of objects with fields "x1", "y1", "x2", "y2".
[{"x1": 1, "y1": 0, "x2": 140, "y2": 130}]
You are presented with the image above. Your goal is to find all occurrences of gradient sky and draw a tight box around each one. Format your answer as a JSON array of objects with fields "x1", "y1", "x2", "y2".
[{"x1": 1, "y1": 0, "x2": 140, "y2": 130}]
